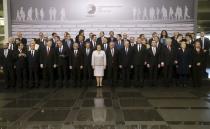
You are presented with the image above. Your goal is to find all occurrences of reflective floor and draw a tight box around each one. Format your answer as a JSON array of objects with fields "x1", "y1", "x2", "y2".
[{"x1": 1, "y1": 81, "x2": 210, "y2": 129}]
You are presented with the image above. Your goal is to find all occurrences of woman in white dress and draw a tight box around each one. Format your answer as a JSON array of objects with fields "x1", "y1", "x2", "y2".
[{"x1": 91, "y1": 44, "x2": 106, "y2": 87}]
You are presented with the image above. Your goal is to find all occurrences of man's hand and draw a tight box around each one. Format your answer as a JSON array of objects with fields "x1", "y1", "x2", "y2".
[
  {"x1": 53, "y1": 64, "x2": 57, "y2": 68},
  {"x1": 40, "y1": 64, "x2": 43, "y2": 68},
  {"x1": 80, "y1": 66, "x2": 83, "y2": 69}
]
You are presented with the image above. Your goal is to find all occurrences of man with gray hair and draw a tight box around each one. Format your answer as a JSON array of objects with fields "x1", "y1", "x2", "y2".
[
  {"x1": 161, "y1": 38, "x2": 178, "y2": 87},
  {"x1": 0, "y1": 40, "x2": 15, "y2": 88}
]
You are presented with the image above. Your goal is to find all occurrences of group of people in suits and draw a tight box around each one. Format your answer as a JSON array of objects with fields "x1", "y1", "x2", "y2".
[{"x1": 0, "y1": 30, "x2": 209, "y2": 89}]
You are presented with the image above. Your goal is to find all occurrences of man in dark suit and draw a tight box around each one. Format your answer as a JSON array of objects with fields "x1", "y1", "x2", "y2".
[
  {"x1": 133, "y1": 37, "x2": 147, "y2": 87},
  {"x1": 27, "y1": 42, "x2": 40, "y2": 88},
  {"x1": 82, "y1": 42, "x2": 93, "y2": 86},
  {"x1": 97, "y1": 31, "x2": 105, "y2": 44},
  {"x1": 16, "y1": 32, "x2": 27, "y2": 46},
  {"x1": 198, "y1": 32, "x2": 210, "y2": 78},
  {"x1": 119, "y1": 41, "x2": 134, "y2": 87},
  {"x1": 106, "y1": 42, "x2": 119, "y2": 86},
  {"x1": 55, "y1": 40, "x2": 69, "y2": 87},
  {"x1": 146, "y1": 40, "x2": 161, "y2": 86},
  {"x1": 62, "y1": 33, "x2": 74, "y2": 51},
  {"x1": 176, "y1": 41, "x2": 192, "y2": 87},
  {"x1": 36, "y1": 32, "x2": 44, "y2": 45},
  {"x1": 14, "y1": 43, "x2": 28, "y2": 88},
  {"x1": 85, "y1": 32, "x2": 93, "y2": 43},
  {"x1": 101, "y1": 37, "x2": 109, "y2": 52},
  {"x1": 69, "y1": 43, "x2": 83, "y2": 87},
  {"x1": 129, "y1": 37, "x2": 136, "y2": 48},
  {"x1": 116, "y1": 34, "x2": 124, "y2": 50},
  {"x1": 40, "y1": 40, "x2": 57, "y2": 88},
  {"x1": 90, "y1": 34, "x2": 98, "y2": 50},
  {"x1": 0, "y1": 42, "x2": 15, "y2": 88},
  {"x1": 51, "y1": 32, "x2": 58, "y2": 48},
  {"x1": 8, "y1": 37, "x2": 18, "y2": 51},
  {"x1": 107, "y1": 31, "x2": 117, "y2": 43},
  {"x1": 191, "y1": 41, "x2": 205, "y2": 87},
  {"x1": 161, "y1": 38, "x2": 177, "y2": 87}
]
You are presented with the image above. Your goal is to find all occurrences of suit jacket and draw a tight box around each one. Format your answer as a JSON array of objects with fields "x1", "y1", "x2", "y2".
[
  {"x1": 192, "y1": 49, "x2": 205, "y2": 68},
  {"x1": 97, "y1": 37, "x2": 104, "y2": 44},
  {"x1": 62, "y1": 39, "x2": 74, "y2": 51},
  {"x1": 133, "y1": 44, "x2": 147, "y2": 66},
  {"x1": 69, "y1": 49, "x2": 83, "y2": 68},
  {"x1": 0, "y1": 49, "x2": 15, "y2": 68},
  {"x1": 198, "y1": 37, "x2": 210, "y2": 51},
  {"x1": 176, "y1": 48, "x2": 192, "y2": 74},
  {"x1": 14, "y1": 49, "x2": 27, "y2": 68},
  {"x1": 161, "y1": 46, "x2": 177, "y2": 66},
  {"x1": 116, "y1": 40, "x2": 124, "y2": 50},
  {"x1": 55, "y1": 46, "x2": 69, "y2": 66},
  {"x1": 107, "y1": 37, "x2": 117, "y2": 43},
  {"x1": 146, "y1": 47, "x2": 161, "y2": 67},
  {"x1": 119, "y1": 47, "x2": 133, "y2": 67},
  {"x1": 27, "y1": 50, "x2": 40, "y2": 69},
  {"x1": 40, "y1": 47, "x2": 56, "y2": 67},
  {"x1": 16, "y1": 38, "x2": 27, "y2": 46},
  {"x1": 106, "y1": 48, "x2": 119, "y2": 68},
  {"x1": 82, "y1": 48, "x2": 93, "y2": 68}
]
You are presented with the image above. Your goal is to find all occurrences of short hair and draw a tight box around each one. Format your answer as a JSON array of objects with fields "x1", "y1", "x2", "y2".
[
  {"x1": 165, "y1": 38, "x2": 172, "y2": 43},
  {"x1": 117, "y1": 34, "x2": 122, "y2": 38},
  {"x1": 92, "y1": 34, "x2": 96, "y2": 39},
  {"x1": 52, "y1": 32, "x2": 57, "y2": 36}
]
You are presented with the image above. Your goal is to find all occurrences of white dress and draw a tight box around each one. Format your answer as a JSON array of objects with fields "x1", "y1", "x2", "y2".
[{"x1": 91, "y1": 50, "x2": 106, "y2": 76}]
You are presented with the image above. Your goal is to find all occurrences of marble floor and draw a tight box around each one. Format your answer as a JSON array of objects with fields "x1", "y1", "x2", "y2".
[{"x1": 1, "y1": 81, "x2": 210, "y2": 129}]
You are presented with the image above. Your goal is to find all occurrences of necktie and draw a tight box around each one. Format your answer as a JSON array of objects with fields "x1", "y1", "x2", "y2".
[
  {"x1": 153, "y1": 48, "x2": 156, "y2": 55},
  {"x1": 4, "y1": 49, "x2": 8, "y2": 57},
  {"x1": 111, "y1": 49, "x2": 114, "y2": 56},
  {"x1": 47, "y1": 48, "x2": 50, "y2": 55},
  {"x1": 126, "y1": 48, "x2": 128, "y2": 54},
  {"x1": 138, "y1": 45, "x2": 140, "y2": 52},
  {"x1": 202, "y1": 38, "x2": 205, "y2": 49},
  {"x1": 86, "y1": 49, "x2": 89, "y2": 55},
  {"x1": 74, "y1": 50, "x2": 77, "y2": 56},
  {"x1": 31, "y1": 50, "x2": 34, "y2": 57},
  {"x1": 59, "y1": 48, "x2": 62, "y2": 53}
]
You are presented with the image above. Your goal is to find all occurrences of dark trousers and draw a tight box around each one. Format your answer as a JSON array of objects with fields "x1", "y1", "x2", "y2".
[
  {"x1": 83, "y1": 66, "x2": 92, "y2": 86},
  {"x1": 122, "y1": 67, "x2": 131, "y2": 87},
  {"x1": 179, "y1": 74, "x2": 188, "y2": 86},
  {"x1": 149, "y1": 66, "x2": 158, "y2": 86},
  {"x1": 3, "y1": 66, "x2": 15, "y2": 88},
  {"x1": 192, "y1": 67, "x2": 202, "y2": 87},
  {"x1": 163, "y1": 65, "x2": 173, "y2": 86},
  {"x1": 72, "y1": 67, "x2": 81, "y2": 86},
  {"x1": 134, "y1": 65, "x2": 144, "y2": 86},
  {"x1": 57, "y1": 65, "x2": 68, "y2": 86},
  {"x1": 29, "y1": 68, "x2": 39, "y2": 87},
  {"x1": 43, "y1": 67, "x2": 54, "y2": 87},
  {"x1": 16, "y1": 67, "x2": 27, "y2": 87},
  {"x1": 107, "y1": 66, "x2": 118, "y2": 86}
]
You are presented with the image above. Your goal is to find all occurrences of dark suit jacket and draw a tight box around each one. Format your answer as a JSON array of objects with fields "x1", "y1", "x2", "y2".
[
  {"x1": 106, "y1": 48, "x2": 119, "y2": 68},
  {"x1": 146, "y1": 47, "x2": 161, "y2": 67},
  {"x1": 0, "y1": 49, "x2": 15, "y2": 68},
  {"x1": 198, "y1": 37, "x2": 210, "y2": 51},
  {"x1": 55, "y1": 46, "x2": 69, "y2": 66},
  {"x1": 16, "y1": 38, "x2": 27, "y2": 46},
  {"x1": 40, "y1": 47, "x2": 56, "y2": 67},
  {"x1": 107, "y1": 37, "x2": 117, "y2": 43},
  {"x1": 69, "y1": 50, "x2": 83, "y2": 68},
  {"x1": 192, "y1": 49, "x2": 205, "y2": 68},
  {"x1": 119, "y1": 47, "x2": 133, "y2": 67},
  {"x1": 82, "y1": 48, "x2": 93, "y2": 68},
  {"x1": 27, "y1": 50, "x2": 40, "y2": 69},
  {"x1": 14, "y1": 49, "x2": 27, "y2": 68},
  {"x1": 176, "y1": 48, "x2": 192, "y2": 74},
  {"x1": 133, "y1": 44, "x2": 147, "y2": 66},
  {"x1": 161, "y1": 46, "x2": 177, "y2": 66},
  {"x1": 62, "y1": 39, "x2": 74, "y2": 51}
]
